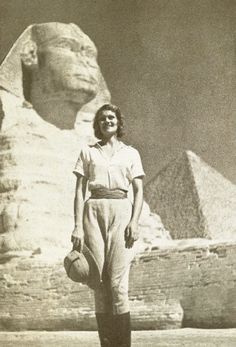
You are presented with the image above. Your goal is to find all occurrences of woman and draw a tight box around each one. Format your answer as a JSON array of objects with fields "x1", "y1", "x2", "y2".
[{"x1": 71, "y1": 104, "x2": 144, "y2": 347}]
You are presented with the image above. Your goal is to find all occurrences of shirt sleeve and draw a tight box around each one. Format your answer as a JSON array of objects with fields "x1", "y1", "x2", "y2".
[
  {"x1": 73, "y1": 146, "x2": 89, "y2": 178},
  {"x1": 129, "y1": 148, "x2": 145, "y2": 181}
]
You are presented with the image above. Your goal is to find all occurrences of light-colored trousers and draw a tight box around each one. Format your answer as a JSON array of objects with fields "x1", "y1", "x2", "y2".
[{"x1": 83, "y1": 198, "x2": 136, "y2": 315}]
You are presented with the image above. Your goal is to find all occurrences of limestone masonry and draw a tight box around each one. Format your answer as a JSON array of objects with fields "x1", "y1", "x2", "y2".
[{"x1": 0, "y1": 240, "x2": 235, "y2": 330}]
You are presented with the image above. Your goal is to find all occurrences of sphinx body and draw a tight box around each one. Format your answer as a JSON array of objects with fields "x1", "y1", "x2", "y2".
[
  {"x1": 0, "y1": 22, "x2": 168, "y2": 254},
  {"x1": 0, "y1": 23, "x2": 111, "y2": 253}
]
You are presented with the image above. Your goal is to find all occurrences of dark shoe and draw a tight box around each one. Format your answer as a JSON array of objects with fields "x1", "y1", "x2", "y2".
[
  {"x1": 96, "y1": 312, "x2": 113, "y2": 347},
  {"x1": 112, "y1": 312, "x2": 131, "y2": 347}
]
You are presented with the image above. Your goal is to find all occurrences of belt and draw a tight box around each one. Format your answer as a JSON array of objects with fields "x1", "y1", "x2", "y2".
[{"x1": 90, "y1": 188, "x2": 128, "y2": 199}]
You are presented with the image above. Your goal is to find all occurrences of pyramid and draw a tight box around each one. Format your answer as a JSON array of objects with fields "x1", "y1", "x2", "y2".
[{"x1": 144, "y1": 151, "x2": 236, "y2": 240}]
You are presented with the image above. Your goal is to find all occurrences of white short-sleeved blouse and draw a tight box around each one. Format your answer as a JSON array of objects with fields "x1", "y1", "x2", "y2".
[{"x1": 73, "y1": 142, "x2": 145, "y2": 192}]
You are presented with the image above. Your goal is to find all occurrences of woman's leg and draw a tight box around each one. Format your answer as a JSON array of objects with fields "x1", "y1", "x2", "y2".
[
  {"x1": 110, "y1": 266, "x2": 131, "y2": 347},
  {"x1": 106, "y1": 200, "x2": 135, "y2": 347},
  {"x1": 83, "y1": 200, "x2": 113, "y2": 346},
  {"x1": 94, "y1": 282, "x2": 113, "y2": 346},
  {"x1": 110, "y1": 265, "x2": 130, "y2": 315},
  {"x1": 95, "y1": 266, "x2": 131, "y2": 347}
]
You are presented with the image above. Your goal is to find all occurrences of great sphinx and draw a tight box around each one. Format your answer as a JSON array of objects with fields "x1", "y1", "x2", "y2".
[
  {"x1": 0, "y1": 22, "x2": 166, "y2": 255},
  {"x1": 0, "y1": 22, "x2": 172, "y2": 332},
  {"x1": 0, "y1": 22, "x2": 111, "y2": 253}
]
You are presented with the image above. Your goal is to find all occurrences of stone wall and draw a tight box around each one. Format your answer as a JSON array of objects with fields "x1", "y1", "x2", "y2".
[{"x1": 1, "y1": 240, "x2": 235, "y2": 331}]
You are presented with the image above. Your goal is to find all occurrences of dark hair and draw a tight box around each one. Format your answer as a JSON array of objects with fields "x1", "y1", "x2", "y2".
[{"x1": 93, "y1": 104, "x2": 125, "y2": 139}]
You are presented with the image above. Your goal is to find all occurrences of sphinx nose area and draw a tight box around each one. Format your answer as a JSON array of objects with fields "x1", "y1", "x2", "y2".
[{"x1": 74, "y1": 53, "x2": 89, "y2": 67}]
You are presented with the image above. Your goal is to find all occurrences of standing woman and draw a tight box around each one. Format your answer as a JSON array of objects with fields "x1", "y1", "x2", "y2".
[{"x1": 71, "y1": 104, "x2": 145, "y2": 347}]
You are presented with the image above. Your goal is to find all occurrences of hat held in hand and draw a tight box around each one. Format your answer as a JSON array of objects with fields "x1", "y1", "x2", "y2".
[{"x1": 64, "y1": 244, "x2": 100, "y2": 290}]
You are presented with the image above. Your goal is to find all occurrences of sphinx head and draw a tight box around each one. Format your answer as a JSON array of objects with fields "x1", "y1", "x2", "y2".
[{"x1": 0, "y1": 23, "x2": 102, "y2": 128}]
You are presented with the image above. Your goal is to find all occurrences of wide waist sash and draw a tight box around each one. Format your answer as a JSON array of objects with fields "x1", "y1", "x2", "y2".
[{"x1": 90, "y1": 188, "x2": 128, "y2": 199}]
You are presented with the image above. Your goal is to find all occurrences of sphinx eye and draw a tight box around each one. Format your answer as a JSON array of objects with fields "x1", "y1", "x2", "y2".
[{"x1": 54, "y1": 40, "x2": 74, "y2": 50}]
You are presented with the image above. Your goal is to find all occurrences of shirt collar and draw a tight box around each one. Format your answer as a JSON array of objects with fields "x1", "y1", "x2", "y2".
[{"x1": 95, "y1": 140, "x2": 125, "y2": 150}]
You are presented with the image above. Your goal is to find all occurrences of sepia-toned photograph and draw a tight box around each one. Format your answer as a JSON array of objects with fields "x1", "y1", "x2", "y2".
[{"x1": 0, "y1": 1, "x2": 236, "y2": 346}]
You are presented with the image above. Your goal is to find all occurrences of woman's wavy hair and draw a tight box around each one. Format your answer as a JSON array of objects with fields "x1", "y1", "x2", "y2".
[{"x1": 93, "y1": 104, "x2": 125, "y2": 139}]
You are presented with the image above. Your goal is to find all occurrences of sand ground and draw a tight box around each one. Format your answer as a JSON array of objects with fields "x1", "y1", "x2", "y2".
[{"x1": 0, "y1": 329, "x2": 236, "y2": 347}]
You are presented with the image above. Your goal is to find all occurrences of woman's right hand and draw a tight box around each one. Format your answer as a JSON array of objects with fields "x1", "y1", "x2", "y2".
[{"x1": 71, "y1": 226, "x2": 84, "y2": 252}]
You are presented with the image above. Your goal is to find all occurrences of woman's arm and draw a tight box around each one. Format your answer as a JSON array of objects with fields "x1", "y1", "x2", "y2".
[
  {"x1": 125, "y1": 177, "x2": 143, "y2": 248},
  {"x1": 71, "y1": 174, "x2": 87, "y2": 252}
]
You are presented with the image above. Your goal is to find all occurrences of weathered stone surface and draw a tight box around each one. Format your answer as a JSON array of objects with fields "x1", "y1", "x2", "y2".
[
  {"x1": 0, "y1": 91, "x2": 107, "y2": 253},
  {"x1": 0, "y1": 240, "x2": 235, "y2": 331},
  {"x1": 0, "y1": 23, "x2": 110, "y2": 253},
  {"x1": 137, "y1": 201, "x2": 171, "y2": 252},
  {"x1": 1, "y1": 329, "x2": 236, "y2": 347},
  {"x1": 144, "y1": 150, "x2": 236, "y2": 240}
]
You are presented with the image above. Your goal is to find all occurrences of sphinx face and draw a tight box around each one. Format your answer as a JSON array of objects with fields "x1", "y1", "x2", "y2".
[{"x1": 30, "y1": 24, "x2": 100, "y2": 107}]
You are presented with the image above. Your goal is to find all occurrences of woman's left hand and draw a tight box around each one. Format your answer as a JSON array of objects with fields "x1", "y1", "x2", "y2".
[{"x1": 125, "y1": 220, "x2": 139, "y2": 248}]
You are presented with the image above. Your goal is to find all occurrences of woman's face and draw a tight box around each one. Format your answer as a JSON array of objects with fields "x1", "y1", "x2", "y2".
[{"x1": 98, "y1": 110, "x2": 118, "y2": 138}]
